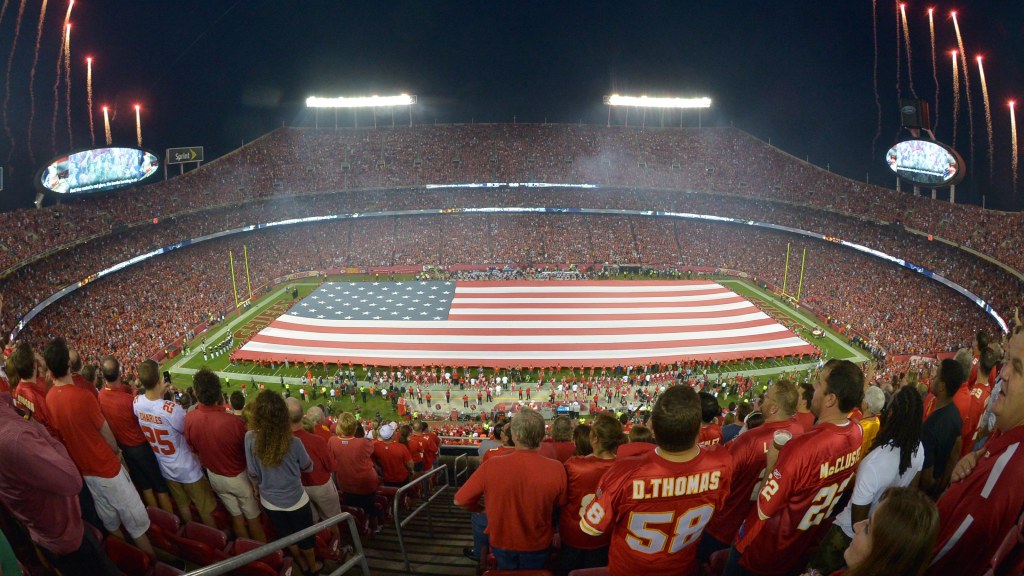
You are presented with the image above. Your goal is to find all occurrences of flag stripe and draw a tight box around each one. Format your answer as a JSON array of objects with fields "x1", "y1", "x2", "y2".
[{"x1": 235, "y1": 280, "x2": 817, "y2": 368}]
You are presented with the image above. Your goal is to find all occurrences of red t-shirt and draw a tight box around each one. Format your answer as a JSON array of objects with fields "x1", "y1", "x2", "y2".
[
  {"x1": 184, "y1": 404, "x2": 249, "y2": 477},
  {"x1": 539, "y1": 439, "x2": 576, "y2": 463},
  {"x1": 373, "y1": 440, "x2": 413, "y2": 484},
  {"x1": 313, "y1": 424, "x2": 333, "y2": 443},
  {"x1": 617, "y1": 442, "x2": 656, "y2": 458},
  {"x1": 953, "y1": 383, "x2": 991, "y2": 458},
  {"x1": 295, "y1": 429, "x2": 334, "y2": 487},
  {"x1": 928, "y1": 425, "x2": 1024, "y2": 576},
  {"x1": 698, "y1": 424, "x2": 723, "y2": 447},
  {"x1": 793, "y1": 411, "x2": 815, "y2": 432},
  {"x1": 560, "y1": 455, "x2": 616, "y2": 550},
  {"x1": 704, "y1": 419, "x2": 806, "y2": 545},
  {"x1": 455, "y1": 449, "x2": 567, "y2": 552},
  {"x1": 482, "y1": 445, "x2": 515, "y2": 463},
  {"x1": 98, "y1": 385, "x2": 147, "y2": 447},
  {"x1": 580, "y1": 448, "x2": 733, "y2": 576},
  {"x1": 735, "y1": 421, "x2": 863, "y2": 576},
  {"x1": 45, "y1": 384, "x2": 121, "y2": 478},
  {"x1": 406, "y1": 434, "x2": 427, "y2": 464},
  {"x1": 72, "y1": 373, "x2": 99, "y2": 398},
  {"x1": 15, "y1": 376, "x2": 60, "y2": 440},
  {"x1": 329, "y1": 436, "x2": 378, "y2": 494}
]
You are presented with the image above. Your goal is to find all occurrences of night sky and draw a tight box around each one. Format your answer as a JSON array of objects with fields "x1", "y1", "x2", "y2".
[{"x1": 0, "y1": 0, "x2": 1021, "y2": 210}]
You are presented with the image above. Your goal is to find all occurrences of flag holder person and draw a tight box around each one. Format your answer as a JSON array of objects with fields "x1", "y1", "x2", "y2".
[
  {"x1": 724, "y1": 359, "x2": 865, "y2": 576},
  {"x1": 579, "y1": 385, "x2": 734, "y2": 576}
]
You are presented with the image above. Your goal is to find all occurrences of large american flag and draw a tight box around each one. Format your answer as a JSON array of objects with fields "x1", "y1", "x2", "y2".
[{"x1": 233, "y1": 280, "x2": 816, "y2": 368}]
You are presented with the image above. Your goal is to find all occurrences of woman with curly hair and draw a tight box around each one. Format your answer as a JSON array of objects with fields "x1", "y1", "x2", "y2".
[{"x1": 245, "y1": 390, "x2": 323, "y2": 575}]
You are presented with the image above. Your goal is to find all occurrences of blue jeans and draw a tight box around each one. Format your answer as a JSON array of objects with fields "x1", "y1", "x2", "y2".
[
  {"x1": 492, "y1": 546, "x2": 549, "y2": 570},
  {"x1": 471, "y1": 512, "x2": 488, "y2": 558}
]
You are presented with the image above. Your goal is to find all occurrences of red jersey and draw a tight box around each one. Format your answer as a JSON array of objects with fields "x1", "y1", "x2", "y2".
[
  {"x1": 72, "y1": 373, "x2": 99, "y2": 398},
  {"x1": 704, "y1": 419, "x2": 806, "y2": 545},
  {"x1": 46, "y1": 384, "x2": 121, "y2": 478},
  {"x1": 560, "y1": 455, "x2": 616, "y2": 550},
  {"x1": 793, "y1": 411, "x2": 815, "y2": 432},
  {"x1": 329, "y1": 436, "x2": 378, "y2": 494},
  {"x1": 617, "y1": 442, "x2": 656, "y2": 458},
  {"x1": 406, "y1": 434, "x2": 427, "y2": 464},
  {"x1": 14, "y1": 376, "x2": 60, "y2": 440},
  {"x1": 295, "y1": 429, "x2": 334, "y2": 487},
  {"x1": 580, "y1": 448, "x2": 733, "y2": 576},
  {"x1": 184, "y1": 404, "x2": 249, "y2": 477},
  {"x1": 425, "y1": 431, "x2": 440, "y2": 468},
  {"x1": 698, "y1": 424, "x2": 723, "y2": 447},
  {"x1": 539, "y1": 439, "x2": 576, "y2": 463},
  {"x1": 735, "y1": 421, "x2": 863, "y2": 576},
  {"x1": 953, "y1": 382, "x2": 991, "y2": 458},
  {"x1": 482, "y1": 445, "x2": 515, "y2": 463},
  {"x1": 98, "y1": 385, "x2": 147, "y2": 447},
  {"x1": 373, "y1": 440, "x2": 413, "y2": 484},
  {"x1": 455, "y1": 449, "x2": 567, "y2": 552},
  {"x1": 928, "y1": 425, "x2": 1024, "y2": 576}
]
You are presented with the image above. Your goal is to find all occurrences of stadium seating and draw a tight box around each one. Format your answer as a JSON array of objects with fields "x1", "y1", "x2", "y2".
[{"x1": 102, "y1": 536, "x2": 152, "y2": 576}]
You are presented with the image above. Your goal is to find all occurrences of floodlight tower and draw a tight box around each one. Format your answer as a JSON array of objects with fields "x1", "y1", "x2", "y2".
[
  {"x1": 603, "y1": 94, "x2": 712, "y2": 128},
  {"x1": 305, "y1": 94, "x2": 417, "y2": 128}
]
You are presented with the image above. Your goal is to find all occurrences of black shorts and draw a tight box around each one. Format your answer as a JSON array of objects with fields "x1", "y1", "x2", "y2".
[
  {"x1": 342, "y1": 492, "x2": 379, "y2": 519},
  {"x1": 265, "y1": 502, "x2": 315, "y2": 551},
  {"x1": 121, "y1": 442, "x2": 169, "y2": 493}
]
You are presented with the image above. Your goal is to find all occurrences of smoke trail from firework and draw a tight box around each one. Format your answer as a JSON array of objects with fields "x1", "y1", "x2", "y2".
[
  {"x1": 27, "y1": 0, "x2": 50, "y2": 165},
  {"x1": 2, "y1": 0, "x2": 29, "y2": 160},
  {"x1": 951, "y1": 12, "x2": 974, "y2": 173},
  {"x1": 976, "y1": 57, "x2": 993, "y2": 180},
  {"x1": 872, "y1": 0, "x2": 882, "y2": 155},
  {"x1": 51, "y1": 0, "x2": 72, "y2": 153},
  {"x1": 928, "y1": 8, "x2": 938, "y2": 131},
  {"x1": 135, "y1": 105, "x2": 142, "y2": 147},
  {"x1": 900, "y1": 3, "x2": 916, "y2": 97},
  {"x1": 1011, "y1": 102, "x2": 1018, "y2": 194},
  {"x1": 895, "y1": 2, "x2": 902, "y2": 100},
  {"x1": 952, "y1": 51, "x2": 959, "y2": 147},
  {"x1": 64, "y1": 23, "x2": 72, "y2": 148},
  {"x1": 87, "y1": 57, "x2": 94, "y2": 146},
  {"x1": 102, "y1": 106, "x2": 111, "y2": 145}
]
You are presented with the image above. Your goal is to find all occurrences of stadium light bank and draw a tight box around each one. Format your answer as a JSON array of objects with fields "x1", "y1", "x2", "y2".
[
  {"x1": 603, "y1": 94, "x2": 712, "y2": 128},
  {"x1": 305, "y1": 94, "x2": 417, "y2": 127}
]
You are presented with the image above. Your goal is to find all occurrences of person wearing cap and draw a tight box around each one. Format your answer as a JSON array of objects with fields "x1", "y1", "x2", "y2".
[{"x1": 373, "y1": 422, "x2": 414, "y2": 487}]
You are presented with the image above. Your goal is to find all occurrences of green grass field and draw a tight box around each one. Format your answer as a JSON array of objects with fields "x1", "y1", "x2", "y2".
[{"x1": 161, "y1": 274, "x2": 868, "y2": 419}]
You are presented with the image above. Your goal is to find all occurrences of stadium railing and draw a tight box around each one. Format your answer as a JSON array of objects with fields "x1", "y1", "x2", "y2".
[
  {"x1": 182, "y1": 512, "x2": 370, "y2": 576},
  {"x1": 452, "y1": 453, "x2": 469, "y2": 487},
  {"x1": 391, "y1": 465, "x2": 452, "y2": 573}
]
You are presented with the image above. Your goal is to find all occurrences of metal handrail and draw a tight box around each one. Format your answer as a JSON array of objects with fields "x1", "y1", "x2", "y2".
[
  {"x1": 392, "y1": 465, "x2": 451, "y2": 573},
  {"x1": 183, "y1": 511, "x2": 370, "y2": 576},
  {"x1": 452, "y1": 453, "x2": 469, "y2": 487}
]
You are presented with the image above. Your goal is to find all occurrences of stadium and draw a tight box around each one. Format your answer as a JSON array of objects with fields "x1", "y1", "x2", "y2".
[{"x1": 1, "y1": 2, "x2": 1023, "y2": 576}]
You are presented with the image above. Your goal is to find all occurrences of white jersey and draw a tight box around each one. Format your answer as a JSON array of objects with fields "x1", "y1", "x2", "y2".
[{"x1": 133, "y1": 394, "x2": 204, "y2": 483}]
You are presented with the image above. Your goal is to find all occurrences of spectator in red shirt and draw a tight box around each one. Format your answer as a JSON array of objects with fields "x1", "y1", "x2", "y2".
[
  {"x1": 409, "y1": 420, "x2": 437, "y2": 472},
  {"x1": 329, "y1": 412, "x2": 380, "y2": 533},
  {"x1": 287, "y1": 398, "x2": 342, "y2": 545},
  {"x1": 929, "y1": 327, "x2": 1024, "y2": 576},
  {"x1": 698, "y1": 392, "x2": 724, "y2": 447},
  {"x1": 538, "y1": 415, "x2": 576, "y2": 462},
  {"x1": 69, "y1": 350, "x2": 99, "y2": 398},
  {"x1": 97, "y1": 356, "x2": 175, "y2": 516},
  {"x1": 373, "y1": 422, "x2": 414, "y2": 487},
  {"x1": 184, "y1": 368, "x2": 265, "y2": 541},
  {"x1": 0, "y1": 387, "x2": 119, "y2": 575},
  {"x1": 455, "y1": 407, "x2": 567, "y2": 570},
  {"x1": 794, "y1": 382, "x2": 816, "y2": 431},
  {"x1": 559, "y1": 412, "x2": 624, "y2": 574},
  {"x1": 616, "y1": 424, "x2": 657, "y2": 457},
  {"x1": 10, "y1": 343, "x2": 60, "y2": 440},
  {"x1": 43, "y1": 338, "x2": 154, "y2": 556}
]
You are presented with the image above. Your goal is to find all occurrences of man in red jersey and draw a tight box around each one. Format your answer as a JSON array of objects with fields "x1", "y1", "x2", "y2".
[
  {"x1": 580, "y1": 385, "x2": 733, "y2": 576},
  {"x1": 927, "y1": 327, "x2": 1024, "y2": 576},
  {"x1": 373, "y1": 422, "x2": 414, "y2": 486},
  {"x1": 287, "y1": 398, "x2": 342, "y2": 545},
  {"x1": 10, "y1": 343, "x2": 60, "y2": 439},
  {"x1": 700, "y1": 380, "x2": 805, "y2": 562},
  {"x1": 539, "y1": 415, "x2": 576, "y2": 462},
  {"x1": 794, "y1": 382, "x2": 815, "y2": 432},
  {"x1": 724, "y1": 359, "x2": 865, "y2": 576},
  {"x1": 408, "y1": 420, "x2": 437, "y2": 472},
  {"x1": 952, "y1": 346, "x2": 998, "y2": 458},
  {"x1": 184, "y1": 368, "x2": 265, "y2": 541},
  {"x1": 43, "y1": 338, "x2": 154, "y2": 557},
  {"x1": 698, "y1": 392, "x2": 724, "y2": 447},
  {"x1": 456, "y1": 407, "x2": 566, "y2": 570},
  {"x1": 97, "y1": 356, "x2": 175, "y2": 515}
]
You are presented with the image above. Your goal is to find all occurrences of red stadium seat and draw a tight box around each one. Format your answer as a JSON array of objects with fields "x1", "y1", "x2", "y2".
[
  {"x1": 164, "y1": 529, "x2": 230, "y2": 567},
  {"x1": 145, "y1": 523, "x2": 180, "y2": 557},
  {"x1": 102, "y1": 536, "x2": 152, "y2": 576},
  {"x1": 229, "y1": 537, "x2": 295, "y2": 576},
  {"x1": 183, "y1": 521, "x2": 229, "y2": 552},
  {"x1": 146, "y1": 506, "x2": 182, "y2": 535}
]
